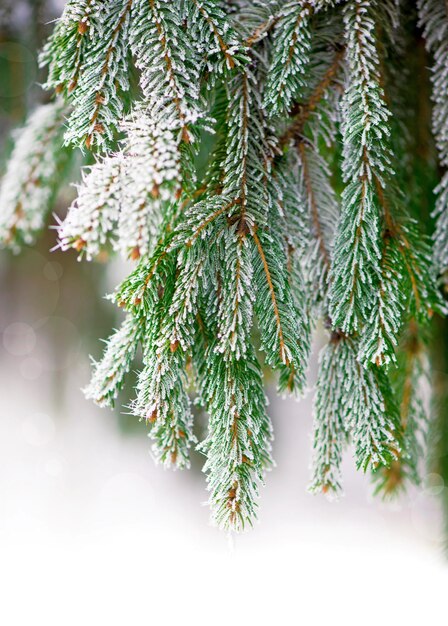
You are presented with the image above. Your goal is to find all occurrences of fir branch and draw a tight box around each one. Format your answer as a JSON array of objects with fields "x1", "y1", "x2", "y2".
[
  {"x1": 133, "y1": 345, "x2": 197, "y2": 469},
  {"x1": 232, "y1": 0, "x2": 281, "y2": 44},
  {"x1": 358, "y1": 180, "x2": 444, "y2": 367},
  {"x1": 297, "y1": 141, "x2": 338, "y2": 310},
  {"x1": 253, "y1": 228, "x2": 310, "y2": 394},
  {"x1": 116, "y1": 107, "x2": 184, "y2": 259},
  {"x1": 130, "y1": 247, "x2": 197, "y2": 469},
  {"x1": 40, "y1": 0, "x2": 97, "y2": 96},
  {"x1": 0, "y1": 100, "x2": 68, "y2": 249},
  {"x1": 375, "y1": 320, "x2": 430, "y2": 495},
  {"x1": 130, "y1": 0, "x2": 203, "y2": 143},
  {"x1": 215, "y1": 227, "x2": 255, "y2": 359},
  {"x1": 63, "y1": 0, "x2": 133, "y2": 149},
  {"x1": 199, "y1": 345, "x2": 273, "y2": 531},
  {"x1": 84, "y1": 314, "x2": 143, "y2": 408},
  {"x1": 358, "y1": 233, "x2": 406, "y2": 367},
  {"x1": 223, "y1": 68, "x2": 276, "y2": 227},
  {"x1": 349, "y1": 344, "x2": 402, "y2": 472},
  {"x1": 264, "y1": 1, "x2": 314, "y2": 117},
  {"x1": 309, "y1": 332, "x2": 349, "y2": 497},
  {"x1": 279, "y1": 43, "x2": 345, "y2": 146},
  {"x1": 186, "y1": 0, "x2": 244, "y2": 73},
  {"x1": 329, "y1": 0, "x2": 393, "y2": 333},
  {"x1": 165, "y1": 243, "x2": 205, "y2": 353},
  {"x1": 418, "y1": 0, "x2": 448, "y2": 283},
  {"x1": 58, "y1": 156, "x2": 123, "y2": 259}
]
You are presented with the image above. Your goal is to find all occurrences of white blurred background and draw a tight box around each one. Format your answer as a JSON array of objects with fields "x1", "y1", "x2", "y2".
[{"x1": 1, "y1": 1, "x2": 448, "y2": 624}]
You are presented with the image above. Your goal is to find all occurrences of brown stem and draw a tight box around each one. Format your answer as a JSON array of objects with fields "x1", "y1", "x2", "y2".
[{"x1": 279, "y1": 46, "x2": 345, "y2": 148}]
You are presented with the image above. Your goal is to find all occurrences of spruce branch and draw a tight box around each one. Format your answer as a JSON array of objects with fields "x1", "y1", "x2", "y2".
[
  {"x1": 346, "y1": 337, "x2": 402, "y2": 472},
  {"x1": 264, "y1": 1, "x2": 314, "y2": 117},
  {"x1": 198, "y1": 345, "x2": 273, "y2": 531},
  {"x1": 309, "y1": 332, "x2": 349, "y2": 497},
  {"x1": 418, "y1": 0, "x2": 448, "y2": 285},
  {"x1": 84, "y1": 314, "x2": 143, "y2": 408},
  {"x1": 63, "y1": 0, "x2": 133, "y2": 149},
  {"x1": 4, "y1": 0, "x2": 448, "y2": 532},
  {"x1": 0, "y1": 100, "x2": 68, "y2": 250},
  {"x1": 296, "y1": 141, "x2": 338, "y2": 311},
  {"x1": 329, "y1": 0, "x2": 393, "y2": 334},
  {"x1": 58, "y1": 156, "x2": 123, "y2": 259},
  {"x1": 40, "y1": 0, "x2": 97, "y2": 96},
  {"x1": 130, "y1": 0, "x2": 204, "y2": 144},
  {"x1": 253, "y1": 227, "x2": 310, "y2": 394},
  {"x1": 215, "y1": 228, "x2": 255, "y2": 360},
  {"x1": 374, "y1": 320, "x2": 430, "y2": 495},
  {"x1": 358, "y1": 232, "x2": 406, "y2": 367},
  {"x1": 186, "y1": 0, "x2": 245, "y2": 73}
]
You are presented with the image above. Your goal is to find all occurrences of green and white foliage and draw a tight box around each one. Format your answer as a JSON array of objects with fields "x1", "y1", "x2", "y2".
[
  {"x1": 198, "y1": 345, "x2": 273, "y2": 530},
  {"x1": 62, "y1": 0, "x2": 133, "y2": 149},
  {"x1": 264, "y1": 1, "x2": 314, "y2": 117},
  {"x1": 228, "y1": 0, "x2": 280, "y2": 42},
  {"x1": 374, "y1": 322, "x2": 430, "y2": 495},
  {"x1": 40, "y1": 0, "x2": 98, "y2": 96},
  {"x1": 347, "y1": 347, "x2": 402, "y2": 472},
  {"x1": 4, "y1": 0, "x2": 448, "y2": 531},
  {"x1": 310, "y1": 331, "x2": 401, "y2": 494},
  {"x1": 358, "y1": 207, "x2": 444, "y2": 369},
  {"x1": 309, "y1": 334, "x2": 349, "y2": 497},
  {"x1": 185, "y1": 0, "x2": 244, "y2": 76},
  {"x1": 133, "y1": 343, "x2": 197, "y2": 470},
  {"x1": 215, "y1": 228, "x2": 254, "y2": 360},
  {"x1": 329, "y1": 0, "x2": 392, "y2": 334},
  {"x1": 253, "y1": 227, "x2": 310, "y2": 395},
  {"x1": 59, "y1": 105, "x2": 184, "y2": 260},
  {"x1": 278, "y1": 14, "x2": 344, "y2": 311},
  {"x1": 115, "y1": 241, "x2": 198, "y2": 470},
  {"x1": 130, "y1": 0, "x2": 204, "y2": 143},
  {"x1": 58, "y1": 156, "x2": 123, "y2": 259},
  {"x1": 418, "y1": 0, "x2": 448, "y2": 283},
  {"x1": 296, "y1": 143, "x2": 338, "y2": 311},
  {"x1": 116, "y1": 107, "x2": 184, "y2": 258},
  {"x1": 84, "y1": 314, "x2": 143, "y2": 408},
  {"x1": 359, "y1": 233, "x2": 407, "y2": 368},
  {"x1": 222, "y1": 67, "x2": 276, "y2": 227},
  {"x1": 0, "y1": 100, "x2": 67, "y2": 250}
]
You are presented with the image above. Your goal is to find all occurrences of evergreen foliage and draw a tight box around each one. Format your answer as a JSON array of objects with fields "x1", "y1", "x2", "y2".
[
  {"x1": 0, "y1": 100, "x2": 68, "y2": 249},
  {"x1": 2, "y1": 0, "x2": 448, "y2": 531}
]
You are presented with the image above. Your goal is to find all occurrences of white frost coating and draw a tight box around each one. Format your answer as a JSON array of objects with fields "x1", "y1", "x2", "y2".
[
  {"x1": 311, "y1": 334, "x2": 400, "y2": 489},
  {"x1": 130, "y1": 0, "x2": 204, "y2": 141},
  {"x1": 198, "y1": 348, "x2": 274, "y2": 531},
  {"x1": 59, "y1": 107, "x2": 183, "y2": 260},
  {"x1": 263, "y1": 1, "x2": 313, "y2": 116},
  {"x1": 132, "y1": 341, "x2": 197, "y2": 471},
  {"x1": 215, "y1": 229, "x2": 254, "y2": 360},
  {"x1": 309, "y1": 338, "x2": 348, "y2": 497},
  {"x1": 116, "y1": 109, "x2": 182, "y2": 258},
  {"x1": 329, "y1": 0, "x2": 394, "y2": 334},
  {"x1": 84, "y1": 314, "x2": 143, "y2": 408},
  {"x1": 0, "y1": 100, "x2": 66, "y2": 250},
  {"x1": 418, "y1": 0, "x2": 448, "y2": 276},
  {"x1": 58, "y1": 156, "x2": 122, "y2": 260}
]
